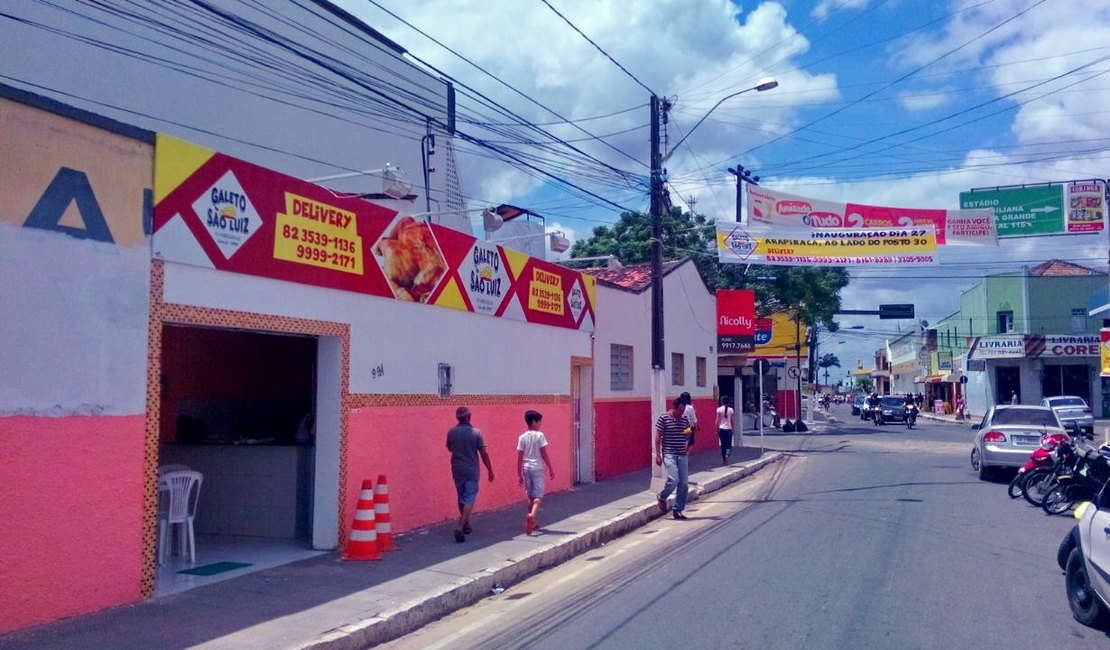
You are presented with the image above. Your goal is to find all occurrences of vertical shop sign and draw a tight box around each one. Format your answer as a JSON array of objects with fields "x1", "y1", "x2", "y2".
[
  {"x1": 1101, "y1": 329, "x2": 1110, "y2": 377},
  {"x1": 717, "y1": 290, "x2": 756, "y2": 353}
]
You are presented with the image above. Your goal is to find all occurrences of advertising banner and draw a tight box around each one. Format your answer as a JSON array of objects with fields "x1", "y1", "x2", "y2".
[
  {"x1": 1102, "y1": 329, "x2": 1110, "y2": 377},
  {"x1": 745, "y1": 185, "x2": 997, "y2": 246},
  {"x1": 716, "y1": 290, "x2": 756, "y2": 353},
  {"x1": 717, "y1": 222, "x2": 938, "y2": 267},
  {"x1": 960, "y1": 180, "x2": 1106, "y2": 237},
  {"x1": 752, "y1": 312, "x2": 807, "y2": 358},
  {"x1": 152, "y1": 135, "x2": 595, "y2": 331}
]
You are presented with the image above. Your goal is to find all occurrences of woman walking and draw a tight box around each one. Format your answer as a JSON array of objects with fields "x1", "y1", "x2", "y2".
[{"x1": 715, "y1": 396, "x2": 737, "y2": 464}]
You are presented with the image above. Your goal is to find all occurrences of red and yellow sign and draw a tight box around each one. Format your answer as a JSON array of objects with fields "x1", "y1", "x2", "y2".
[
  {"x1": 1101, "y1": 329, "x2": 1110, "y2": 377},
  {"x1": 152, "y1": 135, "x2": 595, "y2": 331}
]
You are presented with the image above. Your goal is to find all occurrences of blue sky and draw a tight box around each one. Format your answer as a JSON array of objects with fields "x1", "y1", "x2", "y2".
[{"x1": 4, "y1": 0, "x2": 1109, "y2": 385}]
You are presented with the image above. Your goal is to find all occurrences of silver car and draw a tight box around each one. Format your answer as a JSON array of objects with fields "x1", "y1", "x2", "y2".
[
  {"x1": 970, "y1": 405, "x2": 1069, "y2": 480},
  {"x1": 1040, "y1": 395, "x2": 1094, "y2": 435}
]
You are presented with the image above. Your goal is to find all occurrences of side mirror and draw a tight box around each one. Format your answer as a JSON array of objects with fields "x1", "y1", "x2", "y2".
[{"x1": 971, "y1": 423, "x2": 981, "y2": 430}]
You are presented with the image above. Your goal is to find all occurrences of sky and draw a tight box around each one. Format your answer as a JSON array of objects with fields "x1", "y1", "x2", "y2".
[{"x1": 4, "y1": 0, "x2": 1110, "y2": 386}]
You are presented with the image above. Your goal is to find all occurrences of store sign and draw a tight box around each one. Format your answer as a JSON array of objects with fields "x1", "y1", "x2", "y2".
[
  {"x1": 1041, "y1": 335, "x2": 1099, "y2": 357},
  {"x1": 967, "y1": 335, "x2": 1025, "y2": 359},
  {"x1": 745, "y1": 185, "x2": 997, "y2": 245},
  {"x1": 716, "y1": 222, "x2": 939, "y2": 267},
  {"x1": 716, "y1": 289, "x2": 756, "y2": 353},
  {"x1": 754, "y1": 318, "x2": 774, "y2": 345},
  {"x1": 1101, "y1": 329, "x2": 1110, "y2": 377},
  {"x1": 152, "y1": 135, "x2": 595, "y2": 331}
]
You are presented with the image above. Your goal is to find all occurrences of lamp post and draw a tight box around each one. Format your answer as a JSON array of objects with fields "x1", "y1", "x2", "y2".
[{"x1": 649, "y1": 78, "x2": 778, "y2": 467}]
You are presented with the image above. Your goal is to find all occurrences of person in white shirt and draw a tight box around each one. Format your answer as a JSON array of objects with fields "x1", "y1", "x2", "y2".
[
  {"x1": 715, "y1": 396, "x2": 736, "y2": 464},
  {"x1": 517, "y1": 410, "x2": 555, "y2": 535},
  {"x1": 680, "y1": 391, "x2": 698, "y2": 449}
]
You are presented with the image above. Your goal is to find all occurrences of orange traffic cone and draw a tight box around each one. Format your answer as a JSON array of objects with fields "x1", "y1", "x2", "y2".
[
  {"x1": 374, "y1": 474, "x2": 396, "y2": 552},
  {"x1": 342, "y1": 479, "x2": 381, "y2": 561}
]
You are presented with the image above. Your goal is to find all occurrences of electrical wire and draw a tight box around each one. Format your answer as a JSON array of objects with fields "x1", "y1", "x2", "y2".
[{"x1": 538, "y1": 0, "x2": 656, "y2": 96}]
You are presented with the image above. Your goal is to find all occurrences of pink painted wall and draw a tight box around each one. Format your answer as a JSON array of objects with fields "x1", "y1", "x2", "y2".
[
  {"x1": 0, "y1": 415, "x2": 147, "y2": 633},
  {"x1": 594, "y1": 396, "x2": 717, "y2": 480},
  {"x1": 344, "y1": 403, "x2": 573, "y2": 534}
]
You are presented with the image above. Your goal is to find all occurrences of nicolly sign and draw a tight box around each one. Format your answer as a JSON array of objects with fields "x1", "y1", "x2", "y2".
[
  {"x1": 152, "y1": 135, "x2": 596, "y2": 331},
  {"x1": 959, "y1": 180, "x2": 1106, "y2": 237},
  {"x1": 716, "y1": 290, "x2": 755, "y2": 353}
]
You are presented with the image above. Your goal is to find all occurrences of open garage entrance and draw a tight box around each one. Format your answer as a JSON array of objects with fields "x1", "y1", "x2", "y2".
[{"x1": 154, "y1": 324, "x2": 340, "y2": 595}]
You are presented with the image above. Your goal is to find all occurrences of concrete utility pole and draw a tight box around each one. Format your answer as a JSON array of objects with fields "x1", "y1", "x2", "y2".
[{"x1": 649, "y1": 95, "x2": 666, "y2": 468}]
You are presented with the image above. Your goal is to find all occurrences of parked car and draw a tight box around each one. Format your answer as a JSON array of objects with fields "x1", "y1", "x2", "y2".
[
  {"x1": 970, "y1": 405, "x2": 1069, "y2": 480},
  {"x1": 851, "y1": 395, "x2": 865, "y2": 416},
  {"x1": 876, "y1": 396, "x2": 908, "y2": 424},
  {"x1": 1040, "y1": 395, "x2": 1094, "y2": 435},
  {"x1": 1058, "y1": 480, "x2": 1110, "y2": 628}
]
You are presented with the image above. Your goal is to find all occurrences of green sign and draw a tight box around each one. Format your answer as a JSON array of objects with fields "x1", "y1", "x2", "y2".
[{"x1": 960, "y1": 185, "x2": 1064, "y2": 237}]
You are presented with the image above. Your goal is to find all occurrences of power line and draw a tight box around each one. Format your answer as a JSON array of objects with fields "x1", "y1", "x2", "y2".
[{"x1": 538, "y1": 0, "x2": 655, "y2": 96}]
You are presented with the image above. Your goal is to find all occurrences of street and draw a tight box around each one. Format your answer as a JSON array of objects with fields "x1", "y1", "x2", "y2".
[{"x1": 382, "y1": 406, "x2": 1107, "y2": 649}]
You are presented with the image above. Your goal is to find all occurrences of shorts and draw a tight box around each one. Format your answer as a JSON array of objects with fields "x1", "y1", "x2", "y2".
[
  {"x1": 454, "y1": 478, "x2": 479, "y2": 505},
  {"x1": 521, "y1": 467, "x2": 545, "y2": 499}
]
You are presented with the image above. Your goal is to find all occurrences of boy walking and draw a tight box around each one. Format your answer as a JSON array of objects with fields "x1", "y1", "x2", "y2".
[{"x1": 517, "y1": 410, "x2": 555, "y2": 535}]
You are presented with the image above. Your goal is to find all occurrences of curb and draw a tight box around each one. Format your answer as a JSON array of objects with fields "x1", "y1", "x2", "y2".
[{"x1": 301, "y1": 452, "x2": 785, "y2": 650}]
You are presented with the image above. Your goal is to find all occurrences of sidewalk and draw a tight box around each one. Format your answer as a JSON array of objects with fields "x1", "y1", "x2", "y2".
[{"x1": 0, "y1": 449, "x2": 783, "y2": 650}]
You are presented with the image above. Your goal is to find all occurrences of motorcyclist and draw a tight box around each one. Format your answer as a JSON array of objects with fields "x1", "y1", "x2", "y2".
[
  {"x1": 903, "y1": 393, "x2": 916, "y2": 408},
  {"x1": 867, "y1": 392, "x2": 881, "y2": 409}
]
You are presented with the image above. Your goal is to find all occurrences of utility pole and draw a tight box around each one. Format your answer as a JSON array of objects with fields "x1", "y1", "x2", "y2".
[{"x1": 650, "y1": 95, "x2": 666, "y2": 466}]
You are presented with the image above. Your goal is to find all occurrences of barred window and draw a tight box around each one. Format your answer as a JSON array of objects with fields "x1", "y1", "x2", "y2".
[
  {"x1": 610, "y1": 344, "x2": 633, "y2": 391},
  {"x1": 672, "y1": 352, "x2": 685, "y2": 386}
]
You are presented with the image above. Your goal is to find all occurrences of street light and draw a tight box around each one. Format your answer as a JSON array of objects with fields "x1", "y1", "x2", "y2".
[{"x1": 661, "y1": 77, "x2": 778, "y2": 164}]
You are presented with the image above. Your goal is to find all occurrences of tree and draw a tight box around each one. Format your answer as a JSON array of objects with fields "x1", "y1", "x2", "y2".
[
  {"x1": 570, "y1": 208, "x2": 850, "y2": 328},
  {"x1": 855, "y1": 376, "x2": 874, "y2": 394},
  {"x1": 818, "y1": 353, "x2": 841, "y2": 387}
]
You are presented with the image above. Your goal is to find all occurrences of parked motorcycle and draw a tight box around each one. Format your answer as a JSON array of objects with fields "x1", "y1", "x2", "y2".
[
  {"x1": 904, "y1": 403, "x2": 918, "y2": 429},
  {"x1": 1041, "y1": 443, "x2": 1110, "y2": 515},
  {"x1": 1021, "y1": 439, "x2": 1079, "y2": 507},
  {"x1": 1007, "y1": 433, "x2": 1069, "y2": 499}
]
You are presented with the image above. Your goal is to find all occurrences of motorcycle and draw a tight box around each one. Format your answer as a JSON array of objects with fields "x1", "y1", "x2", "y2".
[
  {"x1": 904, "y1": 403, "x2": 918, "y2": 429},
  {"x1": 1007, "y1": 433, "x2": 1069, "y2": 499},
  {"x1": 1021, "y1": 439, "x2": 1079, "y2": 507},
  {"x1": 1041, "y1": 442, "x2": 1110, "y2": 515}
]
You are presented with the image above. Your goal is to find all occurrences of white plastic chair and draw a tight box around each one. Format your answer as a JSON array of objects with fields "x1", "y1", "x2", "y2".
[
  {"x1": 157, "y1": 464, "x2": 190, "y2": 476},
  {"x1": 157, "y1": 470, "x2": 203, "y2": 564}
]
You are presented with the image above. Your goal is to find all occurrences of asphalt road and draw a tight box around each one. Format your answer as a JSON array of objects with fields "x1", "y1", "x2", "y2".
[{"x1": 380, "y1": 405, "x2": 1110, "y2": 649}]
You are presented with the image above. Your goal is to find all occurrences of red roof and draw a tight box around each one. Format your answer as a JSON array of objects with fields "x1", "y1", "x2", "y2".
[
  {"x1": 1029, "y1": 259, "x2": 1105, "y2": 277},
  {"x1": 583, "y1": 259, "x2": 687, "y2": 293}
]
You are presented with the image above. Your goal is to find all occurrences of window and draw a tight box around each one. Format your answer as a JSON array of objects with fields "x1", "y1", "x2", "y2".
[
  {"x1": 696, "y1": 356, "x2": 707, "y2": 387},
  {"x1": 997, "y1": 310, "x2": 1014, "y2": 333},
  {"x1": 610, "y1": 344, "x2": 632, "y2": 391},
  {"x1": 1072, "y1": 308, "x2": 1086, "y2": 333},
  {"x1": 672, "y1": 352, "x2": 685, "y2": 386}
]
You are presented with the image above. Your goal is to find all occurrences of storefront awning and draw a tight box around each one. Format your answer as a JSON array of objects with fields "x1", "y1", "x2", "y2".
[
  {"x1": 913, "y1": 376, "x2": 926, "y2": 384},
  {"x1": 944, "y1": 372, "x2": 965, "y2": 383},
  {"x1": 925, "y1": 375, "x2": 946, "y2": 383}
]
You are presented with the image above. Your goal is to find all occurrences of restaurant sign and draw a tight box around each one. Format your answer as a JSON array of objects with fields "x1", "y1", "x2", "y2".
[
  {"x1": 152, "y1": 135, "x2": 595, "y2": 331},
  {"x1": 716, "y1": 222, "x2": 939, "y2": 267}
]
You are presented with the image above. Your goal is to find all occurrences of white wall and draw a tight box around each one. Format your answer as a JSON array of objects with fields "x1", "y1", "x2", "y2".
[
  {"x1": 592, "y1": 262, "x2": 716, "y2": 400},
  {"x1": 162, "y1": 262, "x2": 591, "y2": 395}
]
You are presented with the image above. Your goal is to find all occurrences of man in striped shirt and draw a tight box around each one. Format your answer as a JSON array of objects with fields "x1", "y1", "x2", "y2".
[{"x1": 655, "y1": 397, "x2": 692, "y2": 520}]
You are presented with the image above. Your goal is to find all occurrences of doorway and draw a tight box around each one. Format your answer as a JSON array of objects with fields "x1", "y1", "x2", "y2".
[
  {"x1": 1042, "y1": 364, "x2": 1091, "y2": 402},
  {"x1": 154, "y1": 325, "x2": 338, "y2": 595},
  {"x1": 571, "y1": 363, "x2": 594, "y2": 484},
  {"x1": 995, "y1": 365, "x2": 1021, "y2": 405}
]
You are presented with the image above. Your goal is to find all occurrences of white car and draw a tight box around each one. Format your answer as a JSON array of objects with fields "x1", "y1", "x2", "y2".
[
  {"x1": 1059, "y1": 477, "x2": 1110, "y2": 628},
  {"x1": 1040, "y1": 395, "x2": 1094, "y2": 435}
]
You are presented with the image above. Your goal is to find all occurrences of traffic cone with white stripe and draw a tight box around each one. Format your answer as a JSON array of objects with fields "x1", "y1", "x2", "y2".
[
  {"x1": 342, "y1": 479, "x2": 381, "y2": 561},
  {"x1": 374, "y1": 474, "x2": 396, "y2": 552}
]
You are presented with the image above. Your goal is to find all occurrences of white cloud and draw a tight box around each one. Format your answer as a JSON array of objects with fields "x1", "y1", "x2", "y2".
[
  {"x1": 812, "y1": 0, "x2": 871, "y2": 21},
  {"x1": 897, "y1": 88, "x2": 951, "y2": 111}
]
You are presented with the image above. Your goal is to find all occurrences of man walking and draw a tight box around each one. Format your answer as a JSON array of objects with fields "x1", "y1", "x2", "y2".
[
  {"x1": 655, "y1": 397, "x2": 691, "y2": 520},
  {"x1": 446, "y1": 406, "x2": 494, "y2": 543}
]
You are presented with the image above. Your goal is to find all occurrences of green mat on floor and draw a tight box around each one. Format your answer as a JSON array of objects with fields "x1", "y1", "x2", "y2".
[{"x1": 177, "y1": 561, "x2": 252, "y2": 576}]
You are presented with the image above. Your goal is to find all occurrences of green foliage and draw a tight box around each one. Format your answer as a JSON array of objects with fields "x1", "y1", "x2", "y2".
[
  {"x1": 571, "y1": 208, "x2": 850, "y2": 328},
  {"x1": 855, "y1": 376, "x2": 875, "y2": 393},
  {"x1": 817, "y1": 353, "x2": 841, "y2": 370}
]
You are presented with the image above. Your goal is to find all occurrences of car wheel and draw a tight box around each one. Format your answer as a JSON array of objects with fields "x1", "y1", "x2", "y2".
[
  {"x1": 1058, "y1": 526, "x2": 1079, "y2": 571},
  {"x1": 1066, "y1": 547, "x2": 1110, "y2": 628},
  {"x1": 970, "y1": 447, "x2": 990, "y2": 480}
]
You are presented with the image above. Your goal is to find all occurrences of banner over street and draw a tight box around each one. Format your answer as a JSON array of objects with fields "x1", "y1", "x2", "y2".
[{"x1": 716, "y1": 222, "x2": 939, "y2": 266}]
